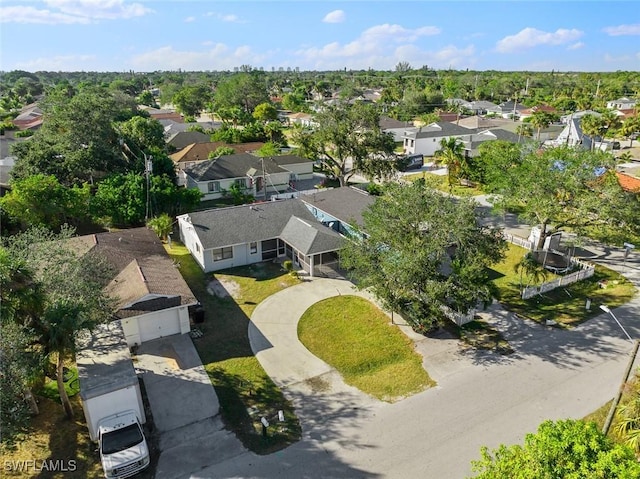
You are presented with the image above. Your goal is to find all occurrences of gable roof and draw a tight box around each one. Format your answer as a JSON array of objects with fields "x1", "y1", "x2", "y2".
[
  {"x1": 379, "y1": 116, "x2": 413, "y2": 130},
  {"x1": 300, "y1": 187, "x2": 375, "y2": 227},
  {"x1": 184, "y1": 199, "x2": 323, "y2": 250},
  {"x1": 84, "y1": 227, "x2": 197, "y2": 318},
  {"x1": 279, "y1": 216, "x2": 343, "y2": 255},
  {"x1": 170, "y1": 142, "x2": 266, "y2": 163},
  {"x1": 167, "y1": 131, "x2": 211, "y2": 150},
  {"x1": 183, "y1": 153, "x2": 287, "y2": 181},
  {"x1": 271, "y1": 154, "x2": 314, "y2": 166},
  {"x1": 616, "y1": 171, "x2": 640, "y2": 193},
  {"x1": 404, "y1": 122, "x2": 474, "y2": 140}
]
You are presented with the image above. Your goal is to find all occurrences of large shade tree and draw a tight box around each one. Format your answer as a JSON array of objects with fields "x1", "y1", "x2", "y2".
[
  {"x1": 290, "y1": 101, "x2": 396, "y2": 185},
  {"x1": 486, "y1": 145, "x2": 639, "y2": 248},
  {"x1": 340, "y1": 181, "x2": 506, "y2": 331},
  {"x1": 11, "y1": 87, "x2": 137, "y2": 186}
]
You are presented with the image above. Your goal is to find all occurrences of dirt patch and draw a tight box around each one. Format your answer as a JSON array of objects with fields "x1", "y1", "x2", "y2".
[
  {"x1": 207, "y1": 278, "x2": 240, "y2": 298},
  {"x1": 304, "y1": 375, "x2": 331, "y2": 393}
]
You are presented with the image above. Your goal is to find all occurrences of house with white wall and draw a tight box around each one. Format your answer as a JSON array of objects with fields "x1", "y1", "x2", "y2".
[
  {"x1": 606, "y1": 97, "x2": 637, "y2": 110},
  {"x1": 402, "y1": 122, "x2": 475, "y2": 157},
  {"x1": 74, "y1": 227, "x2": 198, "y2": 348},
  {"x1": 181, "y1": 153, "x2": 313, "y2": 201}
]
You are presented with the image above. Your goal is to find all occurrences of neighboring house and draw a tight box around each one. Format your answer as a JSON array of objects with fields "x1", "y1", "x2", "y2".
[
  {"x1": 616, "y1": 109, "x2": 638, "y2": 120},
  {"x1": 607, "y1": 97, "x2": 637, "y2": 110},
  {"x1": 13, "y1": 105, "x2": 43, "y2": 130},
  {"x1": 73, "y1": 227, "x2": 198, "y2": 348},
  {"x1": 170, "y1": 141, "x2": 266, "y2": 170},
  {"x1": 461, "y1": 128, "x2": 524, "y2": 158},
  {"x1": 181, "y1": 153, "x2": 313, "y2": 201},
  {"x1": 140, "y1": 106, "x2": 183, "y2": 123},
  {"x1": 616, "y1": 171, "x2": 640, "y2": 193},
  {"x1": 560, "y1": 110, "x2": 601, "y2": 124},
  {"x1": 402, "y1": 122, "x2": 475, "y2": 156},
  {"x1": 167, "y1": 131, "x2": 211, "y2": 150},
  {"x1": 379, "y1": 116, "x2": 414, "y2": 141},
  {"x1": 300, "y1": 186, "x2": 375, "y2": 237},
  {"x1": 518, "y1": 105, "x2": 557, "y2": 120},
  {"x1": 536, "y1": 124, "x2": 565, "y2": 141},
  {"x1": 162, "y1": 120, "x2": 222, "y2": 138},
  {"x1": 0, "y1": 131, "x2": 27, "y2": 189},
  {"x1": 287, "y1": 112, "x2": 315, "y2": 127},
  {"x1": 486, "y1": 100, "x2": 526, "y2": 119},
  {"x1": 178, "y1": 198, "x2": 344, "y2": 276},
  {"x1": 545, "y1": 117, "x2": 612, "y2": 151},
  {"x1": 455, "y1": 115, "x2": 514, "y2": 131},
  {"x1": 468, "y1": 100, "x2": 499, "y2": 115}
]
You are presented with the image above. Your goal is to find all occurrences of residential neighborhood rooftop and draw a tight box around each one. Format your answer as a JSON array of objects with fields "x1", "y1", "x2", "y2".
[
  {"x1": 183, "y1": 153, "x2": 287, "y2": 181},
  {"x1": 300, "y1": 187, "x2": 375, "y2": 227}
]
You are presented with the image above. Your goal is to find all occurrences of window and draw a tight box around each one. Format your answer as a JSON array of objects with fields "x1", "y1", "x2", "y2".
[
  {"x1": 212, "y1": 246, "x2": 233, "y2": 262},
  {"x1": 234, "y1": 178, "x2": 247, "y2": 189},
  {"x1": 208, "y1": 181, "x2": 220, "y2": 192},
  {"x1": 250, "y1": 242, "x2": 257, "y2": 254}
]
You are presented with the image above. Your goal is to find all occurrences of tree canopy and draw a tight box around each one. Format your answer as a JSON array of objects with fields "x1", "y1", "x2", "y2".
[
  {"x1": 485, "y1": 145, "x2": 639, "y2": 247},
  {"x1": 340, "y1": 181, "x2": 506, "y2": 331},
  {"x1": 470, "y1": 419, "x2": 640, "y2": 479},
  {"x1": 290, "y1": 101, "x2": 396, "y2": 185}
]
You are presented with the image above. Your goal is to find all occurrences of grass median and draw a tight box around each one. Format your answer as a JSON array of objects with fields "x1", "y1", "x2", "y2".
[
  {"x1": 164, "y1": 243, "x2": 301, "y2": 454},
  {"x1": 298, "y1": 295, "x2": 434, "y2": 402}
]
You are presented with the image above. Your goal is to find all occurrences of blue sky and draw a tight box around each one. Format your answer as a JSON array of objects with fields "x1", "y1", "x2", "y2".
[{"x1": 1, "y1": 1, "x2": 639, "y2": 72}]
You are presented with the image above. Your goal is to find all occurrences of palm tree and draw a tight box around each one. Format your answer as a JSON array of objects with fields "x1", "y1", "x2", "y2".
[
  {"x1": 580, "y1": 114, "x2": 606, "y2": 151},
  {"x1": 435, "y1": 137, "x2": 465, "y2": 189},
  {"x1": 530, "y1": 111, "x2": 552, "y2": 141},
  {"x1": 620, "y1": 116, "x2": 640, "y2": 148},
  {"x1": 514, "y1": 252, "x2": 549, "y2": 291},
  {"x1": 614, "y1": 394, "x2": 640, "y2": 453},
  {"x1": 516, "y1": 123, "x2": 534, "y2": 142}
]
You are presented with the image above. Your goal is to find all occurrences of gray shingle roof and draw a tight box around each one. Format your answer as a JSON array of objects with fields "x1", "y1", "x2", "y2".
[
  {"x1": 183, "y1": 153, "x2": 287, "y2": 181},
  {"x1": 300, "y1": 187, "x2": 375, "y2": 227},
  {"x1": 404, "y1": 122, "x2": 474, "y2": 140},
  {"x1": 280, "y1": 216, "x2": 343, "y2": 255},
  {"x1": 167, "y1": 131, "x2": 211, "y2": 149},
  {"x1": 186, "y1": 199, "x2": 322, "y2": 249},
  {"x1": 379, "y1": 116, "x2": 413, "y2": 130},
  {"x1": 272, "y1": 155, "x2": 314, "y2": 166}
]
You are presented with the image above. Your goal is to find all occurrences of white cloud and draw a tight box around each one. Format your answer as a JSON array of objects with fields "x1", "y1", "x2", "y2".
[
  {"x1": 129, "y1": 45, "x2": 268, "y2": 70},
  {"x1": 43, "y1": 0, "x2": 152, "y2": 20},
  {"x1": 184, "y1": 16, "x2": 195, "y2": 23},
  {"x1": 296, "y1": 23, "x2": 441, "y2": 64},
  {"x1": 495, "y1": 27, "x2": 583, "y2": 53},
  {"x1": 14, "y1": 54, "x2": 98, "y2": 70},
  {"x1": 0, "y1": 5, "x2": 90, "y2": 24},
  {"x1": 567, "y1": 42, "x2": 584, "y2": 50},
  {"x1": 603, "y1": 24, "x2": 640, "y2": 36},
  {"x1": 205, "y1": 11, "x2": 243, "y2": 23},
  {"x1": 323, "y1": 10, "x2": 345, "y2": 24},
  {"x1": 1, "y1": 0, "x2": 151, "y2": 24}
]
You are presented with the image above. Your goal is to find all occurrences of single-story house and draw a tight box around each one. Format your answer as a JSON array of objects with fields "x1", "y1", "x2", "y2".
[
  {"x1": 380, "y1": 116, "x2": 414, "y2": 141},
  {"x1": 13, "y1": 106, "x2": 43, "y2": 130},
  {"x1": 170, "y1": 141, "x2": 266, "y2": 170},
  {"x1": 560, "y1": 110, "x2": 601, "y2": 124},
  {"x1": 607, "y1": 97, "x2": 637, "y2": 110},
  {"x1": 74, "y1": 227, "x2": 198, "y2": 348},
  {"x1": 140, "y1": 106, "x2": 183, "y2": 123},
  {"x1": 461, "y1": 128, "x2": 524, "y2": 157},
  {"x1": 178, "y1": 198, "x2": 344, "y2": 276},
  {"x1": 287, "y1": 112, "x2": 315, "y2": 127},
  {"x1": 544, "y1": 117, "x2": 613, "y2": 151},
  {"x1": 518, "y1": 105, "x2": 558, "y2": 121},
  {"x1": 486, "y1": 101, "x2": 526, "y2": 119},
  {"x1": 181, "y1": 153, "x2": 314, "y2": 201},
  {"x1": 167, "y1": 131, "x2": 211, "y2": 150},
  {"x1": 402, "y1": 122, "x2": 475, "y2": 157}
]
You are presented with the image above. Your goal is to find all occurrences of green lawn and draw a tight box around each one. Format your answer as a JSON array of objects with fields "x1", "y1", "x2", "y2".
[
  {"x1": 297, "y1": 295, "x2": 434, "y2": 402},
  {"x1": 490, "y1": 243, "x2": 636, "y2": 325},
  {"x1": 164, "y1": 243, "x2": 301, "y2": 454},
  {"x1": 0, "y1": 395, "x2": 104, "y2": 479},
  {"x1": 403, "y1": 171, "x2": 484, "y2": 197}
]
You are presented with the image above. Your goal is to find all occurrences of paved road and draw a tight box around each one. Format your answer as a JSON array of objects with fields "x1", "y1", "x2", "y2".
[{"x1": 189, "y1": 194, "x2": 640, "y2": 478}]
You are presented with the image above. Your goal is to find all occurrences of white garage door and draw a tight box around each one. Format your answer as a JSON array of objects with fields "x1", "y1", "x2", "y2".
[{"x1": 138, "y1": 311, "x2": 181, "y2": 343}]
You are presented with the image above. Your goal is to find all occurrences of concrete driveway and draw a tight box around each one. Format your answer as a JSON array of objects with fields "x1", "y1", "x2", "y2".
[
  {"x1": 135, "y1": 334, "x2": 245, "y2": 479},
  {"x1": 195, "y1": 260, "x2": 640, "y2": 478}
]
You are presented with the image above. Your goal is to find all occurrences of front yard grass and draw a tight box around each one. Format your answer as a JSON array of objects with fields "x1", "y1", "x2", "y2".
[
  {"x1": 403, "y1": 171, "x2": 484, "y2": 197},
  {"x1": 164, "y1": 242, "x2": 301, "y2": 454},
  {"x1": 0, "y1": 395, "x2": 103, "y2": 479},
  {"x1": 297, "y1": 295, "x2": 434, "y2": 401},
  {"x1": 490, "y1": 243, "x2": 636, "y2": 326}
]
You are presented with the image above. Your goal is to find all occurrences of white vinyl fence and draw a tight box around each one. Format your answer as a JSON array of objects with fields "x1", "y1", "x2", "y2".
[{"x1": 441, "y1": 305, "x2": 477, "y2": 326}]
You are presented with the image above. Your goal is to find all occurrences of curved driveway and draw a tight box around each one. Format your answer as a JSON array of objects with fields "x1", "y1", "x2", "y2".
[{"x1": 200, "y1": 248, "x2": 640, "y2": 478}]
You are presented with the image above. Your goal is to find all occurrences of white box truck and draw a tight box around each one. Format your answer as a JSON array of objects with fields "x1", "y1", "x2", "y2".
[{"x1": 77, "y1": 322, "x2": 150, "y2": 478}]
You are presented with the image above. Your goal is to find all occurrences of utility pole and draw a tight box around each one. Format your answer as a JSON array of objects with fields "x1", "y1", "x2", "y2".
[
  {"x1": 145, "y1": 155, "x2": 153, "y2": 222},
  {"x1": 595, "y1": 79, "x2": 601, "y2": 99}
]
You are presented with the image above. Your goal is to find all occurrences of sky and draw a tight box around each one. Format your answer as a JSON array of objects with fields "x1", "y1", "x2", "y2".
[{"x1": 1, "y1": 1, "x2": 639, "y2": 72}]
